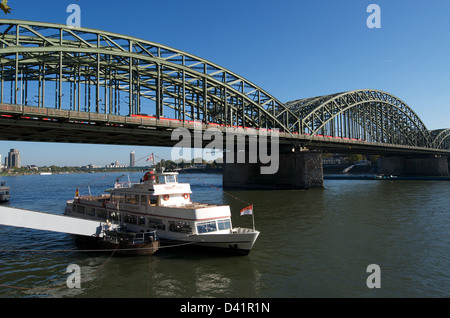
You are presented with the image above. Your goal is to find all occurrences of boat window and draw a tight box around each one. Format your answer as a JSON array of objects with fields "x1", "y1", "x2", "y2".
[
  {"x1": 125, "y1": 194, "x2": 138, "y2": 204},
  {"x1": 111, "y1": 193, "x2": 124, "y2": 203},
  {"x1": 87, "y1": 207, "x2": 96, "y2": 217},
  {"x1": 148, "y1": 218, "x2": 165, "y2": 230},
  {"x1": 165, "y1": 174, "x2": 177, "y2": 183},
  {"x1": 124, "y1": 214, "x2": 137, "y2": 225},
  {"x1": 75, "y1": 205, "x2": 85, "y2": 214},
  {"x1": 138, "y1": 216, "x2": 146, "y2": 226},
  {"x1": 217, "y1": 219, "x2": 231, "y2": 231},
  {"x1": 97, "y1": 209, "x2": 107, "y2": 219},
  {"x1": 197, "y1": 221, "x2": 217, "y2": 234},
  {"x1": 140, "y1": 195, "x2": 147, "y2": 205},
  {"x1": 169, "y1": 221, "x2": 192, "y2": 234},
  {"x1": 149, "y1": 196, "x2": 157, "y2": 205},
  {"x1": 158, "y1": 174, "x2": 178, "y2": 184}
]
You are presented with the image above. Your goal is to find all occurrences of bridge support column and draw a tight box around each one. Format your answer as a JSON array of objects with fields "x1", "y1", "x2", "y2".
[
  {"x1": 223, "y1": 147, "x2": 323, "y2": 190},
  {"x1": 377, "y1": 156, "x2": 449, "y2": 176}
]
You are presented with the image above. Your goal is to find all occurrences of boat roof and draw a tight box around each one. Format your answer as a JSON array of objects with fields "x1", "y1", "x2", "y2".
[
  {"x1": 155, "y1": 171, "x2": 178, "y2": 175},
  {"x1": 110, "y1": 171, "x2": 191, "y2": 195}
]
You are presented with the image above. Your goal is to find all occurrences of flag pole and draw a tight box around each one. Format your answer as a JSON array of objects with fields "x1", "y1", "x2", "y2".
[
  {"x1": 240, "y1": 204, "x2": 256, "y2": 231},
  {"x1": 251, "y1": 204, "x2": 255, "y2": 231}
]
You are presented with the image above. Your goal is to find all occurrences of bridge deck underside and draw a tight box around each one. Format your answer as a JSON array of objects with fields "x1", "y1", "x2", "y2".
[{"x1": 0, "y1": 104, "x2": 448, "y2": 156}]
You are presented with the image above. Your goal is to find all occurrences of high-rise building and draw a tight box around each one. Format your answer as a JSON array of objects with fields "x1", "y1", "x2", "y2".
[
  {"x1": 130, "y1": 151, "x2": 135, "y2": 167},
  {"x1": 7, "y1": 149, "x2": 21, "y2": 168}
]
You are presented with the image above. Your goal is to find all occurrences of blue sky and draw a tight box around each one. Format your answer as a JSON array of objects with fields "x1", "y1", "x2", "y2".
[{"x1": 0, "y1": 0, "x2": 449, "y2": 166}]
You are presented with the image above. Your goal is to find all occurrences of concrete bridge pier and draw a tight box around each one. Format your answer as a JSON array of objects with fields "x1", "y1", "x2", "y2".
[
  {"x1": 377, "y1": 156, "x2": 449, "y2": 176},
  {"x1": 223, "y1": 146, "x2": 324, "y2": 190}
]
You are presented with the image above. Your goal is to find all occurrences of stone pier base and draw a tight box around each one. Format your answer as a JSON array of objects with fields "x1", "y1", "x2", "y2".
[
  {"x1": 377, "y1": 156, "x2": 449, "y2": 176},
  {"x1": 223, "y1": 150, "x2": 323, "y2": 190}
]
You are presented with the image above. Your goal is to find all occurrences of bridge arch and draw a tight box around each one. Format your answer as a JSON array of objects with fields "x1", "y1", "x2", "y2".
[
  {"x1": 285, "y1": 89, "x2": 431, "y2": 147},
  {"x1": 430, "y1": 129, "x2": 450, "y2": 149},
  {"x1": 0, "y1": 20, "x2": 447, "y2": 152},
  {"x1": 0, "y1": 19, "x2": 301, "y2": 135}
]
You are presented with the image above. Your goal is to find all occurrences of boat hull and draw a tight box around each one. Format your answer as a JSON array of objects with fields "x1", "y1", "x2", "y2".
[
  {"x1": 0, "y1": 196, "x2": 9, "y2": 203},
  {"x1": 74, "y1": 235, "x2": 159, "y2": 256},
  {"x1": 161, "y1": 229, "x2": 260, "y2": 255},
  {"x1": 99, "y1": 240, "x2": 159, "y2": 256}
]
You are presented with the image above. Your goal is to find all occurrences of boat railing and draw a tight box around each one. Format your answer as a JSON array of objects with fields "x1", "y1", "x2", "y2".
[
  {"x1": 113, "y1": 181, "x2": 140, "y2": 189},
  {"x1": 232, "y1": 227, "x2": 258, "y2": 234},
  {"x1": 76, "y1": 194, "x2": 110, "y2": 202},
  {"x1": 132, "y1": 230, "x2": 158, "y2": 244},
  {"x1": 103, "y1": 228, "x2": 158, "y2": 245}
]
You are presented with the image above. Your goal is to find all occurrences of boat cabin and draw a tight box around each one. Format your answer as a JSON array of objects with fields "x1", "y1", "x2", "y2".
[
  {"x1": 110, "y1": 171, "x2": 192, "y2": 208},
  {"x1": 67, "y1": 171, "x2": 233, "y2": 238},
  {"x1": 0, "y1": 182, "x2": 10, "y2": 202}
]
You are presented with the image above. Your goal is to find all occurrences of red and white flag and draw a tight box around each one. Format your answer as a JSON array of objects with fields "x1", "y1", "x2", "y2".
[{"x1": 240, "y1": 205, "x2": 253, "y2": 216}]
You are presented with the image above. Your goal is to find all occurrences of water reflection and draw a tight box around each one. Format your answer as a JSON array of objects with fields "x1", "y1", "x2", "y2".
[{"x1": 1, "y1": 173, "x2": 450, "y2": 297}]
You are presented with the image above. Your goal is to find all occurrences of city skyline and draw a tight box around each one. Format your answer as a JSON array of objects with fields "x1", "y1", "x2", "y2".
[
  {"x1": 0, "y1": 142, "x2": 165, "y2": 167},
  {"x1": 0, "y1": 148, "x2": 21, "y2": 168},
  {"x1": 0, "y1": 142, "x2": 221, "y2": 167},
  {"x1": 0, "y1": 1, "x2": 449, "y2": 165}
]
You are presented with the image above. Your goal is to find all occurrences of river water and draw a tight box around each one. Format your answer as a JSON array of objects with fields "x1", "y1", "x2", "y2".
[{"x1": 0, "y1": 172, "x2": 450, "y2": 298}]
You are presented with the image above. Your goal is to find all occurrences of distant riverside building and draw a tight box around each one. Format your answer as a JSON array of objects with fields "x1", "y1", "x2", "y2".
[
  {"x1": 130, "y1": 151, "x2": 135, "y2": 167},
  {"x1": 106, "y1": 161, "x2": 125, "y2": 168},
  {"x1": 83, "y1": 164, "x2": 100, "y2": 169},
  {"x1": 7, "y1": 148, "x2": 21, "y2": 168}
]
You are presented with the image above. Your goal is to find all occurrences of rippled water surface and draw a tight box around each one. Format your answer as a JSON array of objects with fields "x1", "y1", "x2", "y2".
[{"x1": 1, "y1": 172, "x2": 450, "y2": 297}]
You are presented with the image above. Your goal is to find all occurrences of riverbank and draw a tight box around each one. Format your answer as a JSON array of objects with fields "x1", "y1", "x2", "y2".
[
  {"x1": 324, "y1": 174, "x2": 450, "y2": 181},
  {"x1": 0, "y1": 166, "x2": 149, "y2": 176},
  {"x1": 323, "y1": 163, "x2": 450, "y2": 180}
]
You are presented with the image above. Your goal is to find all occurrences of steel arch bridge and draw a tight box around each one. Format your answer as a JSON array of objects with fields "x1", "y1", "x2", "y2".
[
  {"x1": 285, "y1": 89, "x2": 431, "y2": 147},
  {"x1": 430, "y1": 129, "x2": 450, "y2": 150},
  {"x1": 0, "y1": 19, "x2": 448, "y2": 153}
]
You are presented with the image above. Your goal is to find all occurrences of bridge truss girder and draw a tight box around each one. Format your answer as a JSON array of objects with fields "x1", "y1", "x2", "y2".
[
  {"x1": 430, "y1": 129, "x2": 450, "y2": 150},
  {"x1": 0, "y1": 19, "x2": 301, "y2": 136},
  {"x1": 286, "y1": 89, "x2": 432, "y2": 148},
  {"x1": 0, "y1": 20, "x2": 448, "y2": 153}
]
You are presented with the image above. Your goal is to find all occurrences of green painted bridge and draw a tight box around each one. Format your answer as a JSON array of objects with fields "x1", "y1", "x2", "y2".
[{"x1": 0, "y1": 19, "x2": 449, "y2": 157}]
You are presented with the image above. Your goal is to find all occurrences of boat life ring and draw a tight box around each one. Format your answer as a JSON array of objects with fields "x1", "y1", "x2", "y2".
[
  {"x1": 163, "y1": 195, "x2": 170, "y2": 201},
  {"x1": 183, "y1": 193, "x2": 190, "y2": 200}
]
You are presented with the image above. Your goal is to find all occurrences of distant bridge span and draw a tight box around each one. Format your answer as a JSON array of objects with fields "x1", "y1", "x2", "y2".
[{"x1": 0, "y1": 19, "x2": 449, "y2": 156}]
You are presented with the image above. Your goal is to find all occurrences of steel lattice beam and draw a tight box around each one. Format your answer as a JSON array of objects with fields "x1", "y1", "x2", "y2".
[
  {"x1": 286, "y1": 89, "x2": 433, "y2": 148},
  {"x1": 0, "y1": 19, "x2": 301, "y2": 136},
  {"x1": 430, "y1": 129, "x2": 450, "y2": 149},
  {"x1": 0, "y1": 19, "x2": 448, "y2": 153}
]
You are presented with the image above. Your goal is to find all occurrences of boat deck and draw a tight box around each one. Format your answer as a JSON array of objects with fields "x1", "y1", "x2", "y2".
[{"x1": 75, "y1": 195, "x2": 223, "y2": 210}]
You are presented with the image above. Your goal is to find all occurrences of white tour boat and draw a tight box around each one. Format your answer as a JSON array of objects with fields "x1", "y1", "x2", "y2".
[{"x1": 64, "y1": 171, "x2": 260, "y2": 255}]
